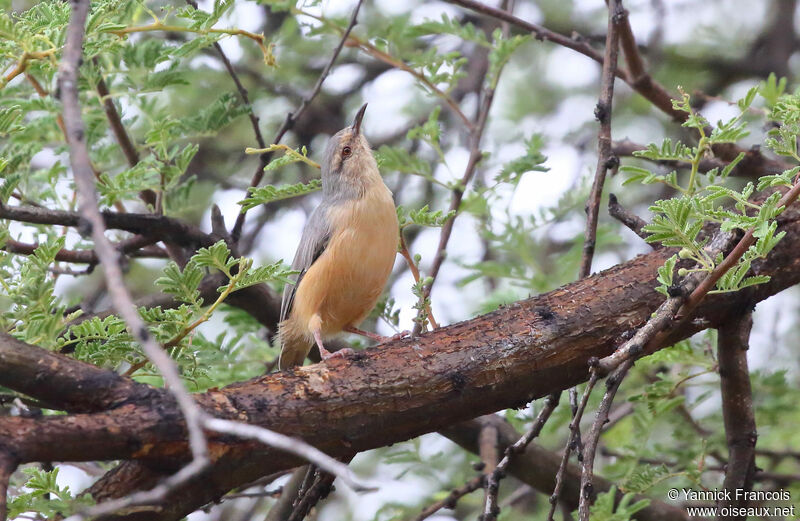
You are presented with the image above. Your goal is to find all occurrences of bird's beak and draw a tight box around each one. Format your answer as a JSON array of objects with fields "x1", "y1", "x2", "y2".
[{"x1": 352, "y1": 103, "x2": 368, "y2": 135}]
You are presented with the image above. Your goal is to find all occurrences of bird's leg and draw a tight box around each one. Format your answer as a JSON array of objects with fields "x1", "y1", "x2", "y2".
[
  {"x1": 311, "y1": 316, "x2": 353, "y2": 361},
  {"x1": 344, "y1": 325, "x2": 410, "y2": 344}
]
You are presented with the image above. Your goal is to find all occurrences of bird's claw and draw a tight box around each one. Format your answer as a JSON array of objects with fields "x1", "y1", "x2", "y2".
[
  {"x1": 321, "y1": 347, "x2": 355, "y2": 361},
  {"x1": 389, "y1": 330, "x2": 411, "y2": 341}
]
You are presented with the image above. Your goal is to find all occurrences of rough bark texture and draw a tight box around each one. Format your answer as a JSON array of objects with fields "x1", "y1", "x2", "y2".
[{"x1": 2, "y1": 198, "x2": 798, "y2": 521}]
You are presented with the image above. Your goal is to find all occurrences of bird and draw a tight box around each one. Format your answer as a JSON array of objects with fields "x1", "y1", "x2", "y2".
[{"x1": 278, "y1": 103, "x2": 400, "y2": 369}]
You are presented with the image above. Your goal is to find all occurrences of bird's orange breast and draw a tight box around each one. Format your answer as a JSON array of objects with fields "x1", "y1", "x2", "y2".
[{"x1": 291, "y1": 183, "x2": 398, "y2": 337}]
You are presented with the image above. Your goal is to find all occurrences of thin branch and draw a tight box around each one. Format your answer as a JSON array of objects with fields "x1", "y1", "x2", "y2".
[
  {"x1": 412, "y1": 475, "x2": 484, "y2": 521},
  {"x1": 597, "y1": 229, "x2": 739, "y2": 374},
  {"x1": 546, "y1": 373, "x2": 599, "y2": 521},
  {"x1": 0, "y1": 204, "x2": 221, "y2": 249},
  {"x1": 286, "y1": 469, "x2": 337, "y2": 521},
  {"x1": 607, "y1": 193, "x2": 651, "y2": 244},
  {"x1": 579, "y1": 0, "x2": 623, "y2": 278},
  {"x1": 717, "y1": 312, "x2": 757, "y2": 517},
  {"x1": 413, "y1": 13, "x2": 508, "y2": 334},
  {"x1": 264, "y1": 467, "x2": 307, "y2": 521},
  {"x1": 94, "y1": 68, "x2": 157, "y2": 207},
  {"x1": 578, "y1": 360, "x2": 633, "y2": 521},
  {"x1": 2, "y1": 236, "x2": 166, "y2": 264},
  {"x1": 443, "y1": 0, "x2": 610, "y2": 80},
  {"x1": 231, "y1": 0, "x2": 365, "y2": 241},
  {"x1": 483, "y1": 394, "x2": 559, "y2": 521},
  {"x1": 399, "y1": 231, "x2": 439, "y2": 329},
  {"x1": 57, "y1": 0, "x2": 210, "y2": 516}
]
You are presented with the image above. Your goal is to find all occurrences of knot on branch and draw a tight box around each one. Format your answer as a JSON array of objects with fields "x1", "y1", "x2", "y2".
[
  {"x1": 604, "y1": 155, "x2": 620, "y2": 170},
  {"x1": 594, "y1": 102, "x2": 610, "y2": 124},
  {"x1": 667, "y1": 284, "x2": 684, "y2": 297}
]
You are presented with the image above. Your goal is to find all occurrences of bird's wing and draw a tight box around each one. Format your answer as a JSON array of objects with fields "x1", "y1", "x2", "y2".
[{"x1": 280, "y1": 205, "x2": 332, "y2": 323}]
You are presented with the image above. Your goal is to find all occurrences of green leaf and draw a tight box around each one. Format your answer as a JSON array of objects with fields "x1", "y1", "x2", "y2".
[
  {"x1": 239, "y1": 179, "x2": 322, "y2": 210},
  {"x1": 155, "y1": 261, "x2": 205, "y2": 305},
  {"x1": 397, "y1": 205, "x2": 456, "y2": 228},
  {"x1": 496, "y1": 134, "x2": 548, "y2": 185}
]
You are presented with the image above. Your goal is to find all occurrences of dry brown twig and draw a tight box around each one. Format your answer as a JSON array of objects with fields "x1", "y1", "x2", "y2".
[
  {"x1": 549, "y1": 1, "x2": 625, "y2": 516},
  {"x1": 483, "y1": 394, "x2": 560, "y2": 521},
  {"x1": 578, "y1": 359, "x2": 634, "y2": 521}
]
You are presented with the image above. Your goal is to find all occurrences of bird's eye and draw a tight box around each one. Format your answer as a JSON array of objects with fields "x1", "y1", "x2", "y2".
[{"x1": 342, "y1": 146, "x2": 352, "y2": 158}]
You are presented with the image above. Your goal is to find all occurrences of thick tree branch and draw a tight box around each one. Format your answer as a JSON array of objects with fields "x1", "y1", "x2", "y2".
[
  {"x1": 0, "y1": 332, "x2": 155, "y2": 413},
  {"x1": 717, "y1": 313, "x2": 757, "y2": 518}
]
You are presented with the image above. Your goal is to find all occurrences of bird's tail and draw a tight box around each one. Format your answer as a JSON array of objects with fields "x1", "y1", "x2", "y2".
[{"x1": 278, "y1": 320, "x2": 314, "y2": 370}]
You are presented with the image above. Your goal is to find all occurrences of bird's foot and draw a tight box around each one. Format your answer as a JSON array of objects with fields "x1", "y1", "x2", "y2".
[
  {"x1": 319, "y1": 345, "x2": 354, "y2": 361},
  {"x1": 388, "y1": 330, "x2": 411, "y2": 341},
  {"x1": 344, "y1": 326, "x2": 410, "y2": 344},
  {"x1": 314, "y1": 327, "x2": 354, "y2": 361}
]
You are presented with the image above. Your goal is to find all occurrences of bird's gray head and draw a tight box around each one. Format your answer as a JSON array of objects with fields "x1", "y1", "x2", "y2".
[{"x1": 320, "y1": 103, "x2": 379, "y2": 200}]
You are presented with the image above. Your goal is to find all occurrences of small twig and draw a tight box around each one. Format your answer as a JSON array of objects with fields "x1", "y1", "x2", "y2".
[
  {"x1": 546, "y1": 375, "x2": 598, "y2": 521},
  {"x1": 579, "y1": 0, "x2": 623, "y2": 278},
  {"x1": 412, "y1": 475, "x2": 484, "y2": 521},
  {"x1": 684, "y1": 180, "x2": 800, "y2": 311},
  {"x1": 286, "y1": 469, "x2": 337, "y2": 521},
  {"x1": 597, "y1": 229, "x2": 739, "y2": 374},
  {"x1": 94, "y1": 67, "x2": 157, "y2": 208},
  {"x1": 106, "y1": 22, "x2": 272, "y2": 64},
  {"x1": 607, "y1": 193, "x2": 651, "y2": 244},
  {"x1": 399, "y1": 231, "x2": 439, "y2": 329},
  {"x1": 413, "y1": 6, "x2": 512, "y2": 334},
  {"x1": 231, "y1": 0, "x2": 365, "y2": 241},
  {"x1": 344, "y1": 35, "x2": 473, "y2": 130},
  {"x1": 483, "y1": 393, "x2": 559, "y2": 521},
  {"x1": 717, "y1": 313, "x2": 757, "y2": 516},
  {"x1": 578, "y1": 360, "x2": 633, "y2": 521},
  {"x1": 265, "y1": 467, "x2": 307, "y2": 521}
]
